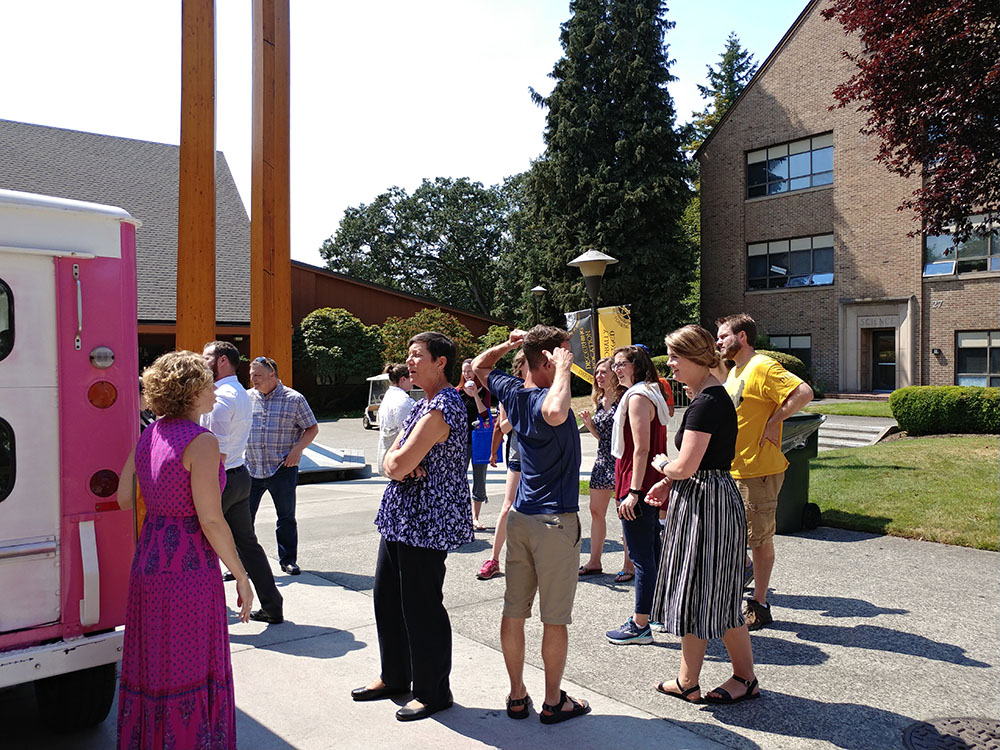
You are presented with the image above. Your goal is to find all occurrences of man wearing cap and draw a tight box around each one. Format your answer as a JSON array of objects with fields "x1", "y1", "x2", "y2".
[
  {"x1": 202, "y1": 341, "x2": 284, "y2": 623},
  {"x1": 246, "y1": 356, "x2": 319, "y2": 577}
]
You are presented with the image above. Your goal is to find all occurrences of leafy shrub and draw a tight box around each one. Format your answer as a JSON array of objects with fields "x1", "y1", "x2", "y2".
[
  {"x1": 757, "y1": 349, "x2": 808, "y2": 382},
  {"x1": 889, "y1": 386, "x2": 999, "y2": 436},
  {"x1": 477, "y1": 324, "x2": 514, "y2": 372},
  {"x1": 380, "y1": 308, "x2": 476, "y2": 375},
  {"x1": 299, "y1": 308, "x2": 384, "y2": 386},
  {"x1": 651, "y1": 355, "x2": 670, "y2": 378}
]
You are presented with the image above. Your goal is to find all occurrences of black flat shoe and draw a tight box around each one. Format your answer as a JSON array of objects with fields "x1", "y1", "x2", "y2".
[
  {"x1": 281, "y1": 563, "x2": 301, "y2": 575},
  {"x1": 395, "y1": 695, "x2": 453, "y2": 722},
  {"x1": 351, "y1": 684, "x2": 410, "y2": 702},
  {"x1": 249, "y1": 609, "x2": 284, "y2": 624}
]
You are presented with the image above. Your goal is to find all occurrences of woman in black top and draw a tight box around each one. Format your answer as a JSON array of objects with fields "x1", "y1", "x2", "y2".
[{"x1": 645, "y1": 325, "x2": 759, "y2": 705}]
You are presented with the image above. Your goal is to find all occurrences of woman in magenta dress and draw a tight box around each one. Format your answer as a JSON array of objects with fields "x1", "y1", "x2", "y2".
[{"x1": 116, "y1": 350, "x2": 253, "y2": 750}]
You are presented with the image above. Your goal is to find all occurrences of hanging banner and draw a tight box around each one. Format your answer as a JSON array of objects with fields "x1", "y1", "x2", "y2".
[
  {"x1": 597, "y1": 305, "x2": 631, "y2": 358},
  {"x1": 566, "y1": 309, "x2": 597, "y2": 384},
  {"x1": 565, "y1": 305, "x2": 631, "y2": 384}
]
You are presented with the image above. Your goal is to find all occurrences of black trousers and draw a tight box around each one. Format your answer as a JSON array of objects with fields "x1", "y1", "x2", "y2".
[
  {"x1": 223, "y1": 465, "x2": 284, "y2": 617},
  {"x1": 373, "y1": 538, "x2": 451, "y2": 705}
]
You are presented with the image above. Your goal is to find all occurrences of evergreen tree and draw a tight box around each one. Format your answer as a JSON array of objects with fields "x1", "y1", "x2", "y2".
[
  {"x1": 521, "y1": 0, "x2": 695, "y2": 350},
  {"x1": 687, "y1": 31, "x2": 759, "y2": 151}
]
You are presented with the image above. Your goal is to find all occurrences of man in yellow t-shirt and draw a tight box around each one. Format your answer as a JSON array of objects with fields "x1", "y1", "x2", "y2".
[{"x1": 716, "y1": 314, "x2": 814, "y2": 631}]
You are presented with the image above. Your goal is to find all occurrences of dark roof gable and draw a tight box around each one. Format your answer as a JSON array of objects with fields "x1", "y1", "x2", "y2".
[{"x1": 0, "y1": 118, "x2": 249, "y2": 324}]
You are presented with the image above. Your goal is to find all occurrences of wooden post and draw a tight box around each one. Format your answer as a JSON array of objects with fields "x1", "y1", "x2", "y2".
[
  {"x1": 251, "y1": 0, "x2": 292, "y2": 384},
  {"x1": 176, "y1": 0, "x2": 217, "y2": 353}
]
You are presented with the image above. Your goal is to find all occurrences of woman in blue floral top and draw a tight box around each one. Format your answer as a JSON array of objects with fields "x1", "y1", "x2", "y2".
[{"x1": 351, "y1": 331, "x2": 472, "y2": 723}]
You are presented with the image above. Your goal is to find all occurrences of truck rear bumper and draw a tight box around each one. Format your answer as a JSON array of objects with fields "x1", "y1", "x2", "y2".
[{"x1": 0, "y1": 629, "x2": 123, "y2": 688}]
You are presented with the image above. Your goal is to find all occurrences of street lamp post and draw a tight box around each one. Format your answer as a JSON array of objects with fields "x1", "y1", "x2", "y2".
[
  {"x1": 530, "y1": 285, "x2": 547, "y2": 326},
  {"x1": 568, "y1": 248, "x2": 618, "y2": 374}
]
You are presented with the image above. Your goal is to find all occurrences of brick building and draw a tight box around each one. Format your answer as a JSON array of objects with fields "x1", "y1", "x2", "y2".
[{"x1": 697, "y1": 0, "x2": 999, "y2": 393}]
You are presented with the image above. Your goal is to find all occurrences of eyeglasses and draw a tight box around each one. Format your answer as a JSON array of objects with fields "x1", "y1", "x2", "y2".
[
  {"x1": 611, "y1": 360, "x2": 629, "y2": 370},
  {"x1": 252, "y1": 356, "x2": 276, "y2": 373}
]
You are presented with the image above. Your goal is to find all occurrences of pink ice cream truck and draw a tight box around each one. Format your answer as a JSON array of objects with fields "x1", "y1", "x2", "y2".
[{"x1": 0, "y1": 189, "x2": 138, "y2": 730}]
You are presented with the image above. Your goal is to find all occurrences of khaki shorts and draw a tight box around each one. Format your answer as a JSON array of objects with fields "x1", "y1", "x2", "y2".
[
  {"x1": 737, "y1": 473, "x2": 784, "y2": 548},
  {"x1": 503, "y1": 508, "x2": 581, "y2": 625}
]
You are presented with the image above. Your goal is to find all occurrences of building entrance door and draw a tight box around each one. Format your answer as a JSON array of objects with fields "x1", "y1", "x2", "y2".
[{"x1": 872, "y1": 329, "x2": 896, "y2": 391}]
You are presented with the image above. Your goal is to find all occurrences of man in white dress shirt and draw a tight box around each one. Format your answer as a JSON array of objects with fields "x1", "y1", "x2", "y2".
[
  {"x1": 376, "y1": 363, "x2": 415, "y2": 476},
  {"x1": 202, "y1": 341, "x2": 284, "y2": 624}
]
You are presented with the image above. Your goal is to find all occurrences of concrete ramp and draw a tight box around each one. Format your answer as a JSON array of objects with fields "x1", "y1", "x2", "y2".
[{"x1": 298, "y1": 442, "x2": 368, "y2": 483}]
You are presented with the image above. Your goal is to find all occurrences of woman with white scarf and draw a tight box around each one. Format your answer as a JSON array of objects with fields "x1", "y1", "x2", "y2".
[{"x1": 605, "y1": 345, "x2": 670, "y2": 645}]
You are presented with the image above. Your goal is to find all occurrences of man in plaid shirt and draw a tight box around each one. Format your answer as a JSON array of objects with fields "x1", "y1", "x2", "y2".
[{"x1": 247, "y1": 356, "x2": 319, "y2": 576}]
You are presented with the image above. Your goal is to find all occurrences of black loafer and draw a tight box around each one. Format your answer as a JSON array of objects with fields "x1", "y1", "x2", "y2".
[
  {"x1": 351, "y1": 684, "x2": 410, "y2": 702},
  {"x1": 249, "y1": 609, "x2": 284, "y2": 624},
  {"x1": 222, "y1": 571, "x2": 236, "y2": 582},
  {"x1": 395, "y1": 694, "x2": 453, "y2": 722},
  {"x1": 281, "y1": 563, "x2": 301, "y2": 575}
]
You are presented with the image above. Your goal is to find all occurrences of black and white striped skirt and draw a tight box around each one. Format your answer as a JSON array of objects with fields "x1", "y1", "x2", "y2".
[{"x1": 650, "y1": 469, "x2": 747, "y2": 640}]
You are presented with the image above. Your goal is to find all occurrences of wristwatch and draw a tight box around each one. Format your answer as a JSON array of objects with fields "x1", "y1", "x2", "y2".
[{"x1": 628, "y1": 488, "x2": 645, "y2": 500}]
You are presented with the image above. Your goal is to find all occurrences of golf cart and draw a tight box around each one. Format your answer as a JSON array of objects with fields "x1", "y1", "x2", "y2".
[{"x1": 363, "y1": 373, "x2": 423, "y2": 429}]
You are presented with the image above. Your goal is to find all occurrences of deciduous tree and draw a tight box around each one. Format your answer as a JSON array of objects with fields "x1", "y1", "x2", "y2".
[
  {"x1": 319, "y1": 177, "x2": 511, "y2": 316},
  {"x1": 379, "y1": 308, "x2": 476, "y2": 375},
  {"x1": 822, "y1": 0, "x2": 1000, "y2": 240}
]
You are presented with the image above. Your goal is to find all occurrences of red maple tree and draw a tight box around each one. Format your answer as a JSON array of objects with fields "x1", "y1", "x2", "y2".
[{"x1": 822, "y1": 0, "x2": 1000, "y2": 241}]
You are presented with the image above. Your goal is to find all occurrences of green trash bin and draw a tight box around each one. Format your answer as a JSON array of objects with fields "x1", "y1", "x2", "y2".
[{"x1": 775, "y1": 412, "x2": 825, "y2": 534}]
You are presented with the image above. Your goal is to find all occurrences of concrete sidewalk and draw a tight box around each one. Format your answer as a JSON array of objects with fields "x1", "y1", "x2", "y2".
[{"x1": 6, "y1": 442, "x2": 998, "y2": 749}]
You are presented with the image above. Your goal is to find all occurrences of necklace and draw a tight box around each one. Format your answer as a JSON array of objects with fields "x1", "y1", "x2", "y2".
[{"x1": 691, "y1": 372, "x2": 715, "y2": 397}]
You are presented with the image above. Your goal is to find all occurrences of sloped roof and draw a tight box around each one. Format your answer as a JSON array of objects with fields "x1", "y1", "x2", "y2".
[
  {"x1": 0, "y1": 119, "x2": 249, "y2": 324},
  {"x1": 694, "y1": 0, "x2": 821, "y2": 159}
]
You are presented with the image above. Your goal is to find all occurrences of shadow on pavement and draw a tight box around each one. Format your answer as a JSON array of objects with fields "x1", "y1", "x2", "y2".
[
  {"x1": 655, "y1": 633, "x2": 830, "y2": 667},
  {"x1": 770, "y1": 622, "x2": 992, "y2": 667},
  {"x1": 309, "y1": 570, "x2": 375, "y2": 591},
  {"x1": 770, "y1": 593, "x2": 908, "y2": 618},
  {"x1": 434, "y1": 706, "x2": 762, "y2": 750},
  {"x1": 1, "y1": 681, "x2": 296, "y2": 750},
  {"x1": 702, "y1": 689, "x2": 915, "y2": 750},
  {"x1": 228, "y1": 624, "x2": 366, "y2": 659}
]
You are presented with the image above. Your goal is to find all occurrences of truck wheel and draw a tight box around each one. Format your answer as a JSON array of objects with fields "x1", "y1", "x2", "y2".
[
  {"x1": 35, "y1": 662, "x2": 117, "y2": 732},
  {"x1": 362, "y1": 414, "x2": 372, "y2": 430},
  {"x1": 802, "y1": 502, "x2": 822, "y2": 530}
]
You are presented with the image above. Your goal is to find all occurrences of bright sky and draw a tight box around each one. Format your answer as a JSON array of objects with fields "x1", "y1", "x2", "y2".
[{"x1": 2, "y1": 0, "x2": 807, "y2": 265}]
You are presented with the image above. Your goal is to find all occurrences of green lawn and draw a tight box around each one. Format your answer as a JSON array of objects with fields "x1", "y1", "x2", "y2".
[
  {"x1": 804, "y1": 400, "x2": 894, "y2": 418},
  {"x1": 582, "y1": 436, "x2": 999, "y2": 550},
  {"x1": 809, "y1": 436, "x2": 999, "y2": 550}
]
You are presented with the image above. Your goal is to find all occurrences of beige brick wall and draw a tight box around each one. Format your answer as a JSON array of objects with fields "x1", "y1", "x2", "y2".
[
  {"x1": 698, "y1": 0, "x2": 998, "y2": 391},
  {"x1": 922, "y1": 277, "x2": 1000, "y2": 385}
]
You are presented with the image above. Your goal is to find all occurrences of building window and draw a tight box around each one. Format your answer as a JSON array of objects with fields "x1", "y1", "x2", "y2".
[
  {"x1": 923, "y1": 216, "x2": 999, "y2": 277},
  {"x1": 0, "y1": 279, "x2": 12, "y2": 362},
  {"x1": 748, "y1": 234, "x2": 834, "y2": 290},
  {"x1": 746, "y1": 134, "x2": 833, "y2": 198},
  {"x1": 769, "y1": 335, "x2": 812, "y2": 368},
  {"x1": 956, "y1": 331, "x2": 1000, "y2": 387}
]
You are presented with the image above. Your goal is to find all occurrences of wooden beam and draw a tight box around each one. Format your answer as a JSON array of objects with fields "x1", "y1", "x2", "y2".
[
  {"x1": 176, "y1": 0, "x2": 217, "y2": 353},
  {"x1": 251, "y1": 0, "x2": 292, "y2": 384}
]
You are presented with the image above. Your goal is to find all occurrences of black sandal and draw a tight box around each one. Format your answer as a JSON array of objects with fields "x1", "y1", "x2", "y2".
[
  {"x1": 655, "y1": 678, "x2": 703, "y2": 704},
  {"x1": 704, "y1": 675, "x2": 760, "y2": 704},
  {"x1": 539, "y1": 690, "x2": 591, "y2": 725},
  {"x1": 506, "y1": 693, "x2": 532, "y2": 719}
]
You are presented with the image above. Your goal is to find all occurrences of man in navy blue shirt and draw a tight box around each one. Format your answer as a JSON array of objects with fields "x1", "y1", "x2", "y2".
[{"x1": 473, "y1": 326, "x2": 590, "y2": 724}]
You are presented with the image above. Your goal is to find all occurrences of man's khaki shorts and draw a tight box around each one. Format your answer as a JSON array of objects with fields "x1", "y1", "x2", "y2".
[
  {"x1": 736, "y1": 473, "x2": 784, "y2": 548},
  {"x1": 503, "y1": 508, "x2": 581, "y2": 625}
]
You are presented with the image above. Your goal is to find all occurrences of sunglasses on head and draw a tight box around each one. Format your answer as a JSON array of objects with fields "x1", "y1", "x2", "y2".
[{"x1": 252, "y1": 356, "x2": 276, "y2": 372}]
